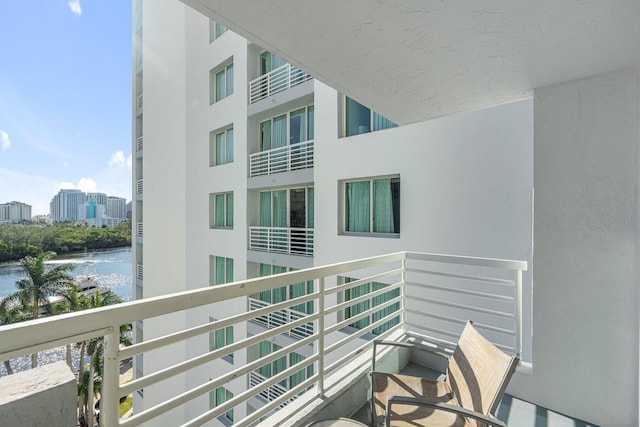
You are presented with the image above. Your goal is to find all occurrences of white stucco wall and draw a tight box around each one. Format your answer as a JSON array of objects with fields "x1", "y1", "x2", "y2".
[
  {"x1": 140, "y1": 1, "x2": 189, "y2": 424},
  {"x1": 512, "y1": 67, "x2": 639, "y2": 426},
  {"x1": 313, "y1": 82, "x2": 534, "y2": 361}
]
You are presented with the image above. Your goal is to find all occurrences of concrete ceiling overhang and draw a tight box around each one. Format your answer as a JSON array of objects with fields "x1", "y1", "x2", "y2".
[{"x1": 181, "y1": 0, "x2": 640, "y2": 125}]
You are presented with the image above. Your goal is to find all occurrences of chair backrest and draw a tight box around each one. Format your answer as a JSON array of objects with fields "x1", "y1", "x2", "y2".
[{"x1": 446, "y1": 321, "x2": 519, "y2": 427}]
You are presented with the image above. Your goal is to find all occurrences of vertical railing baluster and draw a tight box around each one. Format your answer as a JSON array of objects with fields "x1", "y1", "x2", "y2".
[
  {"x1": 318, "y1": 277, "x2": 325, "y2": 395},
  {"x1": 402, "y1": 254, "x2": 408, "y2": 332},
  {"x1": 515, "y1": 269, "x2": 523, "y2": 356},
  {"x1": 101, "y1": 327, "x2": 120, "y2": 427}
]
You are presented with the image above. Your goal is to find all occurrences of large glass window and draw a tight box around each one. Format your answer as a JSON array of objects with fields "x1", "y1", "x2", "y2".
[
  {"x1": 343, "y1": 278, "x2": 400, "y2": 334},
  {"x1": 344, "y1": 96, "x2": 397, "y2": 137},
  {"x1": 259, "y1": 105, "x2": 314, "y2": 152},
  {"x1": 259, "y1": 51, "x2": 286, "y2": 76},
  {"x1": 210, "y1": 127, "x2": 233, "y2": 166},
  {"x1": 210, "y1": 192, "x2": 233, "y2": 229},
  {"x1": 210, "y1": 256, "x2": 233, "y2": 286},
  {"x1": 256, "y1": 341, "x2": 314, "y2": 389},
  {"x1": 344, "y1": 177, "x2": 400, "y2": 235},
  {"x1": 209, "y1": 317, "x2": 234, "y2": 362},
  {"x1": 210, "y1": 62, "x2": 234, "y2": 104}
]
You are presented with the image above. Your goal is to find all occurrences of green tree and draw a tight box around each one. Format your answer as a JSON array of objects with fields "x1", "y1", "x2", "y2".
[
  {"x1": 0, "y1": 303, "x2": 30, "y2": 375},
  {"x1": 0, "y1": 251, "x2": 76, "y2": 367}
]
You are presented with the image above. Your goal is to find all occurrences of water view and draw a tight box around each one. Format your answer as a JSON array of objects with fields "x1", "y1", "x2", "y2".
[{"x1": 0, "y1": 246, "x2": 132, "y2": 375}]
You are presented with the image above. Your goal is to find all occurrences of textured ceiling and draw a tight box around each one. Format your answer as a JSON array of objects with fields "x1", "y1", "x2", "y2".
[{"x1": 182, "y1": 0, "x2": 640, "y2": 125}]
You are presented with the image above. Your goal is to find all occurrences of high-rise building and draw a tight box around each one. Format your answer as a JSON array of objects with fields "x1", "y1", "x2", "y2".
[
  {"x1": 86, "y1": 192, "x2": 108, "y2": 208},
  {"x1": 107, "y1": 196, "x2": 127, "y2": 221},
  {"x1": 0, "y1": 201, "x2": 32, "y2": 223},
  {"x1": 132, "y1": 1, "x2": 533, "y2": 425},
  {"x1": 50, "y1": 189, "x2": 86, "y2": 223}
]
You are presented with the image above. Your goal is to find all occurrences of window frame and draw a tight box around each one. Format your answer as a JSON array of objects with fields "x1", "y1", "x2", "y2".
[
  {"x1": 341, "y1": 175, "x2": 400, "y2": 237},
  {"x1": 341, "y1": 277, "x2": 400, "y2": 335},
  {"x1": 341, "y1": 96, "x2": 397, "y2": 137},
  {"x1": 258, "y1": 104, "x2": 314, "y2": 152},
  {"x1": 210, "y1": 60, "x2": 234, "y2": 104},
  {"x1": 209, "y1": 126, "x2": 234, "y2": 166},
  {"x1": 210, "y1": 192, "x2": 234, "y2": 229},
  {"x1": 259, "y1": 186, "x2": 314, "y2": 229},
  {"x1": 209, "y1": 317, "x2": 234, "y2": 363},
  {"x1": 210, "y1": 255, "x2": 234, "y2": 286},
  {"x1": 209, "y1": 386, "x2": 234, "y2": 422},
  {"x1": 209, "y1": 20, "x2": 228, "y2": 43}
]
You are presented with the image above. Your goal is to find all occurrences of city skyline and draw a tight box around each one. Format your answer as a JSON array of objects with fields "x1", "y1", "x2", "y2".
[{"x1": 0, "y1": 1, "x2": 132, "y2": 215}]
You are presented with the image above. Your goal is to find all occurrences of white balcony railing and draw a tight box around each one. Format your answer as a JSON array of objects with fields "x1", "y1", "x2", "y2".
[
  {"x1": 136, "y1": 222, "x2": 143, "y2": 237},
  {"x1": 249, "y1": 63, "x2": 312, "y2": 104},
  {"x1": 136, "y1": 179, "x2": 143, "y2": 195},
  {"x1": 0, "y1": 251, "x2": 525, "y2": 427},
  {"x1": 249, "y1": 140, "x2": 314, "y2": 177},
  {"x1": 136, "y1": 264, "x2": 143, "y2": 280},
  {"x1": 249, "y1": 297, "x2": 314, "y2": 339},
  {"x1": 249, "y1": 226, "x2": 314, "y2": 256},
  {"x1": 136, "y1": 136, "x2": 143, "y2": 152}
]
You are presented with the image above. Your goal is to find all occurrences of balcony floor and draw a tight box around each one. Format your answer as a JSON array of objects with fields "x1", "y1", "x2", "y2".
[{"x1": 350, "y1": 362, "x2": 599, "y2": 427}]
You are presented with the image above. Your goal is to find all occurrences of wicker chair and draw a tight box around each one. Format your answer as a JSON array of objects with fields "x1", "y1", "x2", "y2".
[{"x1": 370, "y1": 321, "x2": 518, "y2": 427}]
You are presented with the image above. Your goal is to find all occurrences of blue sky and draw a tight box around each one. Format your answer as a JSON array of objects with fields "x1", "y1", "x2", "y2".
[{"x1": 0, "y1": 1, "x2": 132, "y2": 215}]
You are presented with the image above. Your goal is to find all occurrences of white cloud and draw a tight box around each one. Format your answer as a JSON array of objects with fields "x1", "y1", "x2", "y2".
[
  {"x1": 108, "y1": 150, "x2": 127, "y2": 168},
  {"x1": 77, "y1": 177, "x2": 97, "y2": 193},
  {"x1": 1, "y1": 130, "x2": 11, "y2": 151},
  {"x1": 68, "y1": 0, "x2": 82, "y2": 16},
  {"x1": 58, "y1": 181, "x2": 75, "y2": 190}
]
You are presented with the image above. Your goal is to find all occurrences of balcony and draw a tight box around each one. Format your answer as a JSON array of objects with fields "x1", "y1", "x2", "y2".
[
  {"x1": 249, "y1": 226, "x2": 314, "y2": 256},
  {"x1": 136, "y1": 135, "x2": 143, "y2": 152},
  {"x1": 248, "y1": 297, "x2": 313, "y2": 339},
  {"x1": 0, "y1": 251, "x2": 525, "y2": 426},
  {"x1": 249, "y1": 63, "x2": 312, "y2": 104},
  {"x1": 136, "y1": 94, "x2": 143, "y2": 116},
  {"x1": 136, "y1": 222, "x2": 143, "y2": 237},
  {"x1": 136, "y1": 179, "x2": 143, "y2": 197},
  {"x1": 249, "y1": 140, "x2": 314, "y2": 178}
]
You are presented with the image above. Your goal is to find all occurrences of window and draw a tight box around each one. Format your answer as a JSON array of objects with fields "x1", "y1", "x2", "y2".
[
  {"x1": 209, "y1": 20, "x2": 227, "y2": 43},
  {"x1": 210, "y1": 256, "x2": 233, "y2": 286},
  {"x1": 210, "y1": 62, "x2": 234, "y2": 104},
  {"x1": 259, "y1": 105, "x2": 314, "y2": 152},
  {"x1": 344, "y1": 177, "x2": 400, "y2": 235},
  {"x1": 343, "y1": 278, "x2": 400, "y2": 334},
  {"x1": 259, "y1": 187, "x2": 314, "y2": 228},
  {"x1": 210, "y1": 127, "x2": 234, "y2": 166},
  {"x1": 344, "y1": 96, "x2": 397, "y2": 137},
  {"x1": 210, "y1": 192, "x2": 233, "y2": 229},
  {"x1": 209, "y1": 317, "x2": 234, "y2": 362},
  {"x1": 209, "y1": 386, "x2": 233, "y2": 422}
]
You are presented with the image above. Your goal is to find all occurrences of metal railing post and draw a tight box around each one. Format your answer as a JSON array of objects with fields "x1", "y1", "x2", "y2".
[
  {"x1": 101, "y1": 327, "x2": 120, "y2": 427},
  {"x1": 402, "y1": 254, "x2": 408, "y2": 332},
  {"x1": 515, "y1": 269, "x2": 523, "y2": 356},
  {"x1": 318, "y1": 277, "x2": 325, "y2": 395}
]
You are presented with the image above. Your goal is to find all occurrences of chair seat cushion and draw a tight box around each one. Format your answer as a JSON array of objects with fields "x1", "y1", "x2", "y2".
[{"x1": 371, "y1": 372, "x2": 470, "y2": 427}]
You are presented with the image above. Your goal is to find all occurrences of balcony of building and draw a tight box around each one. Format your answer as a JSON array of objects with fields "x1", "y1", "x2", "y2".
[
  {"x1": 0, "y1": 251, "x2": 539, "y2": 427},
  {"x1": 249, "y1": 139, "x2": 314, "y2": 179},
  {"x1": 248, "y1": 226, "x2": 314, "y2": 257}
]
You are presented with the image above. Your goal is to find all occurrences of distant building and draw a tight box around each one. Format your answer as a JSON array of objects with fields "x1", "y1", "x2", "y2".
[
  {"x1": 79, "y1": 201, "x2": 106, "y2": 220},
  {"x1": 50, "y1": 189, "x2": 86, "y2": 222},
  {"x1": 86, "y1": 192, "x2": 108, "y2": 208},
  {"x1": 107, "y1": 196, "x2": 127, "y2": 221},
  {"x1": 0, "y1": 201, "x2": 32, "y2": 223}
]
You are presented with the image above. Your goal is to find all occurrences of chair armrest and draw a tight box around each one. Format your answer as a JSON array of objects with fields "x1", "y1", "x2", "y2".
[{"x1": 386, "y1": 395, "x2": 508, "y2": 427}]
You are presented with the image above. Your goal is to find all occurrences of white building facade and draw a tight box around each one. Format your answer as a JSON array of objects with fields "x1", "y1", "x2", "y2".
[
  {"x1": 0, "y1": 201, "x2": 32, "y2": 223},
  {"x1": 133, "y1": 1, "x2": 538, "y2": 425},
  {"x1": 50, "y1": 189, "x2": 86, "y2": 223}
]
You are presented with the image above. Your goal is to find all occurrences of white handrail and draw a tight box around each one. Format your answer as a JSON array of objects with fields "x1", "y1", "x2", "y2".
[
  {"x1": 0, "y1": 251, "x2": 526, "y2": 426},
  {"x1": 249, "y1": 226, "x2": 314, "y2": 256},
  {"x1": 249, "y1": 140, "x2": 314, "y2": 177},
  {"x1": 249, "y1": 63, "x2": 312, "y2": 104}
]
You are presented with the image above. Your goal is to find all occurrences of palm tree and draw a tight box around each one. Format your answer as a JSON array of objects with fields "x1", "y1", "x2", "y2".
[
  {"x1": 0, "y1": 251, "x2": 76, "y2": 367},
  {"x1": 51, "y1": 286, "x2": 90, "y2": 369},
  {"x1": 77, "y1": 290, "x2": 130, "y2": 426},
  {"x1": 0, "y1": 302, "x2": 30, "y2": 375}
]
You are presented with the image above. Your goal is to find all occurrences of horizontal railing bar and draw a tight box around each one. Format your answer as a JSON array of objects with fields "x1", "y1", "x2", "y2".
[
  {"x1": 324, "y1": 282, "x2": 402, "y2": 317},
  {"x1": 120, "y1": 293, "x2": 318, "y2": 360},
  {"x1": 122, "y1": 337, "x2": 318, "y2": 425},
  {"x1": 405, "y1": 280, "x2": 514, "y2": 301},
  {"x1": 183, "y1": 356, "x2": 318, "y2": 427},
  {"x1": 249, "y1": 140, "x2": 313, "y2": 160},
  {"x1": 324, "y1": 296, "x2": 403, "y2": 354},
  {"x1": 407, "y1": 252, "x2": 527, "y2": 271},
  {"x1": 407, "y1": 311, "x2": 516, "y2": 337},
  {"x1": 120, "y1": 313, "x2": 317, "y2": 396},
  {"x1": 406, "y1": 322, "x2": 516, "y2": 353},
  {"x1": 238, "y1": 375, "x2": 318, "y2": 427},
  {"x1": 0, "y1": 326, "x2": 114, "y2": 362},
  {"x1": 405, "y1": 268, "x2": 516, "y2": 286},
  {"x1": 408, "y1": 295, "x2": 515, "y2": 319},
  {"x1": 324, "y1": 268, "x2": 403, "y2": 296}
]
